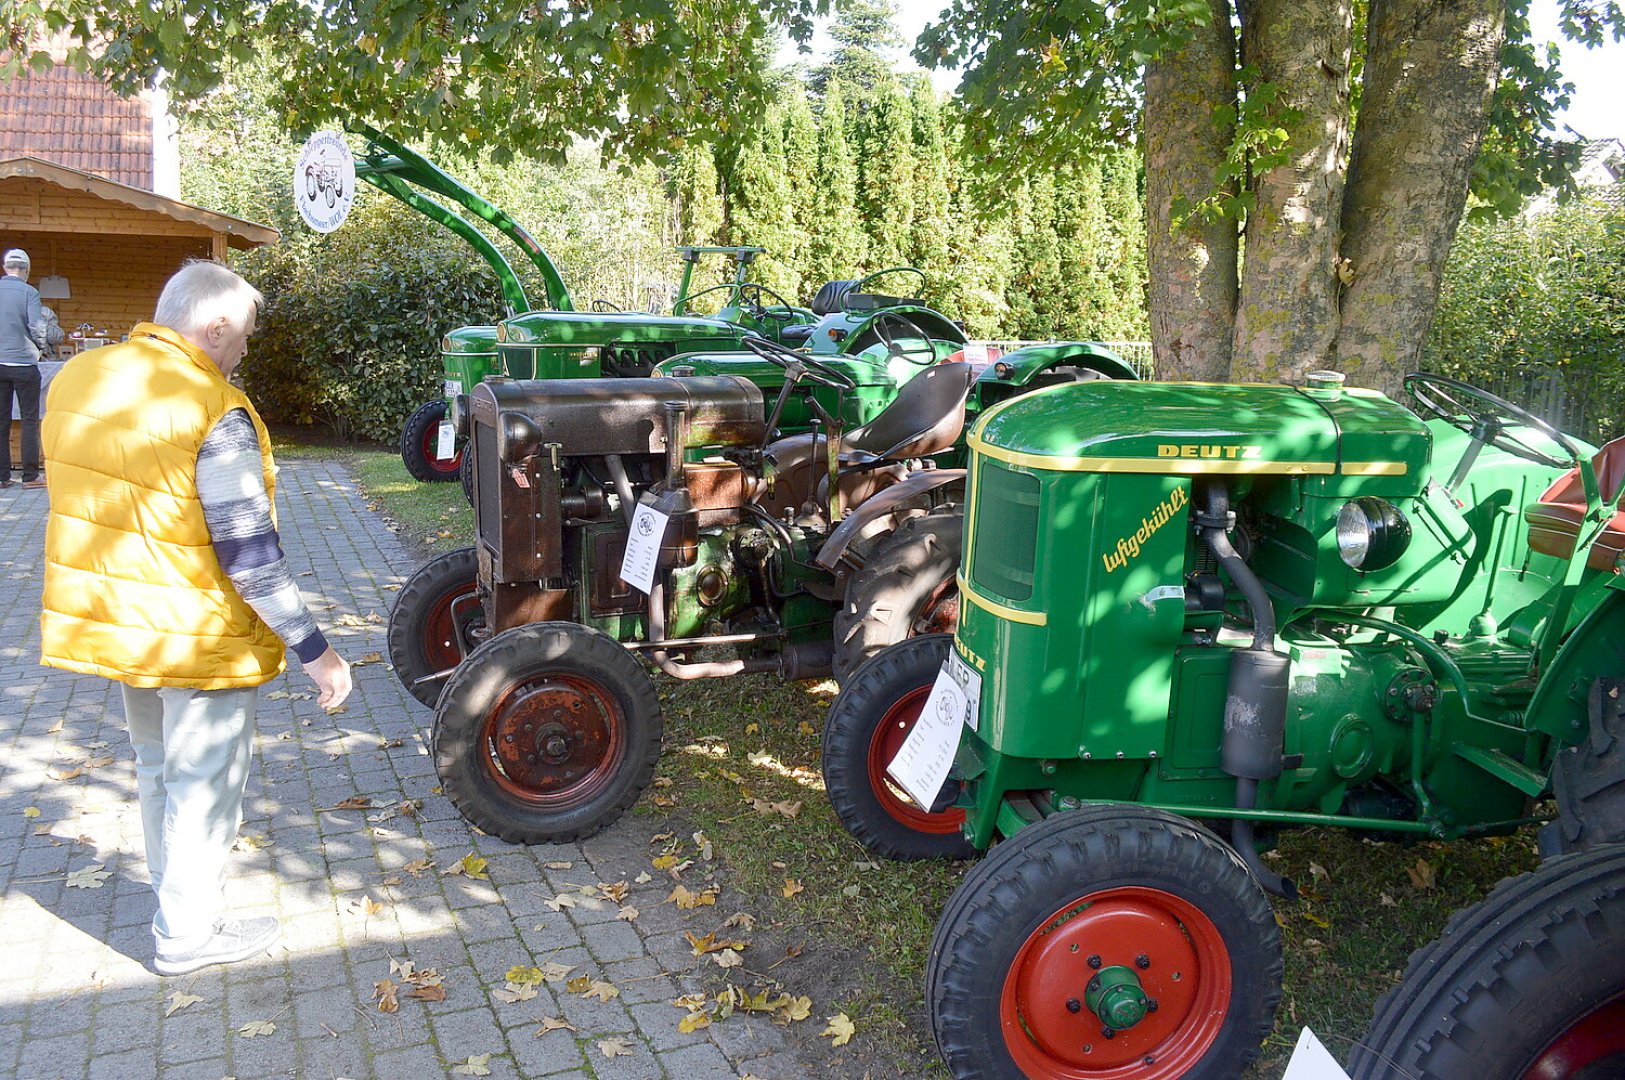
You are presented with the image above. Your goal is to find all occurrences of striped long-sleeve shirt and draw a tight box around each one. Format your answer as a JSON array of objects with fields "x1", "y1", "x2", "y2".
[{"x1": 196, "y1": 409, "x2": 330, "y2": 664}]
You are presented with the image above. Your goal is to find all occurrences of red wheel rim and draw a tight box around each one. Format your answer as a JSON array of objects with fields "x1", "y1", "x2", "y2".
[
  {"x1": 1000, "y1": 886, "x2": 1232, "y2": 1079},
  {"x1": 420, "y1": 578, "x2": 478, "y2": 671},
  {"x1": 914, "y1": 583, "x2": 959, "y2": 636},
  {"x1": 1523, "y1": 997, "x2": 1625, "y2": 1079},
  {"x1": 866, "y1": 686, "x2": 966, "y2": 836},
  {"x1": 481, "y1": 674, "x2": 625, "y2": 807},
  {"x1": 420, "y1": 423, "x2": 464, "y2": 477}
]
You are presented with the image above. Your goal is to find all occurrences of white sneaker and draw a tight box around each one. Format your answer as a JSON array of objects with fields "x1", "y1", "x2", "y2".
[{"x1": 154, "y1": 916, "x2": 280, "y2": 976}]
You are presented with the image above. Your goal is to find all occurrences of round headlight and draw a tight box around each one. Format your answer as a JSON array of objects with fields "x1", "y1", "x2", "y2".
[{"x1": 1336, "y1": 497, "x2": 1411, "y2": 572}]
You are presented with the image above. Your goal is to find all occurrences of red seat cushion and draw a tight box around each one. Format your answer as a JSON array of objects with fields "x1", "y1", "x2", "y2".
[{"x1": 1524, "y1": 435, "x2": 1625, "y2": 572}]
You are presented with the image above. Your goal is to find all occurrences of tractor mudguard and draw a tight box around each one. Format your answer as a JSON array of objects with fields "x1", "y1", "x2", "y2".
[
  {"x1": 986, "y1": 341, "x2": 1140, "y2": 385},
  {"x1": 814, "y1": 468, "x2": 965, "y2": 572},
  {"x1": 1526, "y1": 579, "x2": 1625, "y2": 746}
]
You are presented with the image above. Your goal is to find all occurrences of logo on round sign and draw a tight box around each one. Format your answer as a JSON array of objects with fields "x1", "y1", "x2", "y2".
[
  {"x1": 293, "y1": 132, "x2": 356, "y2": 234},
  {"x1": 636, "y1": 515, "x2": 656, "y2": 536}
]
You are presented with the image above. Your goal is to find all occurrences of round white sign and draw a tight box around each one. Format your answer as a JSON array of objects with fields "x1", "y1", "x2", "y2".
[{"x1": 293, "y1": 132, "x2": 357, "y2": 233}]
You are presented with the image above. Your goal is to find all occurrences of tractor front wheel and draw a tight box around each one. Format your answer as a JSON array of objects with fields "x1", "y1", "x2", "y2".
[
  {"x1": 400, "y1": 398, "x2": 463, "y2": 483},
  {"x1": 387, "y1": 547, "x2": 482, "y2": 708},
  {"x1": 927, "y1": 806, "x2": 1281, "y2": 1079},
  {"x1": 832, "y1": 509, "x2": 961, "y2": 683},
  {"x1": 1349, "y1": 846, "x2": 1625, "y2": 1080},
  {"x1": 823, "y1": 634, "x2": 972, "y2": 860},
  {"x1": 433, "y1": 622, "x2": 661, "y2": 844}
]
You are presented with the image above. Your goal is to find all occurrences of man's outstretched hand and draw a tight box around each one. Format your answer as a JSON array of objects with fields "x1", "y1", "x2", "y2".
[{"x1": 306, "y1": 647, "x2": 353, "y2": 709}]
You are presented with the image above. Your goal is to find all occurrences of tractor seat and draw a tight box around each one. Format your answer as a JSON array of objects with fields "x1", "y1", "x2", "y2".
[
  {"x1": 1523, "y1": 435, "x2": 1625, "y2": 572},
  {"x1": 777, "y1": 324, "x2": 817, "y2": 344},
  {"x1": 840, "y1": 361, "x2": 978, "y2": 462},
  {"x1": 809, "y1": 279, "x2": 858, "y2": 316}
]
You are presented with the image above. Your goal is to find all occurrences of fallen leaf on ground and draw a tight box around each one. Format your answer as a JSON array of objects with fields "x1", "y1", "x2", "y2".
[
  {"x1": 634, "y1": 871, "x2": 653, "y2": 884},
  {"x1": 652, "y1": 854, "x2": 679, "y2": 872},
  {"x1": 232, "y1": 833, "x2": 271, "y2": 851},
  {"x1": 616, "y1": 905, "x2": 640, "y2": 922},
  {"x1": 442, "y1": 852, "x2": 489, "y2": 879},
  {"x1": 534, "y1": 1016, "x2": 575, "y2": 1035},
  {"x1": 320, "y1": 796, "x2": 373, "y2": 812},
  {"x1": 373, "y1": 979, "x2": 400, "y2": 1013},
  {"x1": 822, "y1": 1012, "x2": 855, "y2": 1046},
  {"x1": 402, "y1": 858, "x2": 434, "y2": 875},
  {"x1": 678, "y1": 1011, "x2": 711, "y2": 1033},
  {"x1": 406, "y1": 984, "x2": 446, "y2": 1002},
  {"x1": 47, "y1": 765, "x2": 82, "y2": 781},
  {"x1": 66, "y1": 864, "x2": 111, "y2": 889},
  {"x1": 685, "y1": 931, "x2": 748, "y2": 956},
  {"x1": 693, "y1": 831, "x2": 715, "y2": 860},
  {"x1": 782, "y1": 879, "x2": 804, "y2": 899},
  {"x1": 723, "y1": 912, "x2": 756, "y2": 930},
  {"x1": 599, "y1": 881, "x2": 630, "y2": 903},
  {"x1": 22, "y1": 806, "x2": 40, "y2": 818},
  {"x1": 544, "y1": 860, "x2": 574, "y2": 870},
  {"x1": 493, "y1": 983, "x2": 537, "y2": 1004},
  {"x1": 355, "y1": 652, "x2": 385, "y2": 665},
  {"x1": 779, "y1": 995, "x2": 813, "y2": 1023},
  {"x1": 1406, "y1": 857, "x2": 1437, "y2": 890},
  {"x1": 712, "y1": 950, "x2": 743, "y2": 969},
  {"x1": 544, "y1": 894, "x2": 577, "y2": 912},
  {"x1": 450, "y1": 1055, "x2": 492, "y2": 1076},
  {"x1": 669, "y1": 884, "x2": 718, "y2": 909},
  {"x1": 581, "y1": 980, "x2": 619, "y2": 1002},
  {"x1": 238, "y1": 1020, "x2": 276, "y2": 1037},
  {"x1": 596, "y1": 1038, "x2": 634, "y2": 1059},
  {"x1": 348, "y1": 895, "x2": 384, "y2": 916},
  {"x1": 164, "y1": 990, "x2": 202, "y2": 1017}
]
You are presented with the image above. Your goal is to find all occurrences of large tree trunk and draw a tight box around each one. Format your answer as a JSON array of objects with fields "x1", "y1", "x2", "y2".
[
  {"x1": 1143, "y1": 0, "x2": 1239, "y2": 382},
  {"x1": 1333, "y1": 0, "x2": 1505, "y2": 392},
  {"x1": 1231, "y1": 0, "x2": 1354, "y2": 384}
]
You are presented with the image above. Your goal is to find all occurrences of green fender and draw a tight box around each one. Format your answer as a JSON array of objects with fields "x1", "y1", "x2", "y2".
[{"x1": 1527, "y1": 578, "x2": 1625, "y2": 746}]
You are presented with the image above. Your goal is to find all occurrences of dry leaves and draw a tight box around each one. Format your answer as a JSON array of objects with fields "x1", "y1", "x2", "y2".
[
  {"x1": 164, "y1": 990, "x2": 202, "y2": 1017},
  {"x1": 822, "y1": 1012, "x2": 856, "y2": 1046},
  {"x1": 373, "y1": 979, "x2": 400, "y2": 1013},
  {"x1": 1407, "y1": 857, "x2": 1437, "y2": 891},
  {"x1": 319, "y1": 796, "x2": 373, "y2": 812},
  {"x1": 66, "y1": 864, "x2": 112, "y2": 889},
  {"x1": 442, "y1": 853, "x2": 490, "y2": 879},
  {"x1": 596, "y1": 1038, "x2": 634, "y2": 1059},
  {"x1": 22, "y1": 806, "x2": 40, "y2": 818},
  {"x1": 668, "y1": 884, "x2": 719, "y2": 910},
  {"x1": 348, "y1": 895, "x2": 385, "y2": 917},
  {"x1": 781, "y1": 879, "x2": 805, "y2": 899},
  {"x1": 748, "y1": 798, "x2": 803, "y2": 819},
  {"x1": 534, "y1": 1015, "x2": 575, "y2": 1036},
  {"x1": 450, "y1": 1055, "x2": 492, "y2": 1076},
  {"x1": 238, "y1": 1019, "x2": 276, "y2": 1037}
]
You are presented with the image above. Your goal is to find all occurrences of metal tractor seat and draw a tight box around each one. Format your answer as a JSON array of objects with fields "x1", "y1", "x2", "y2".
[
  {"x1": 808, "y1": 279, "x2": 859, "y2": 316},
  {"x1": 1524, "y1": 435, "x2": 1625, "y2": 571}
]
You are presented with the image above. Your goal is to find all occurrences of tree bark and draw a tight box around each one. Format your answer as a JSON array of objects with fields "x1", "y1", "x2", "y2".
[
  {"x1": 1231, "y1": 0, "x2": 1353, "y2": 384},
  {"x1": 1143, "y1": 0, "x2": 1239, "y2": 382},
  {"x1": 1334, "y1": 0, "x2": 1505, "y2": 392}
]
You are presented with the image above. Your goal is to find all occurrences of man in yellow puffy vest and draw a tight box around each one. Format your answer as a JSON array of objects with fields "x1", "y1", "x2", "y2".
[{"x1": 40, "y1": 260, "x2": 353, "y2": 976}]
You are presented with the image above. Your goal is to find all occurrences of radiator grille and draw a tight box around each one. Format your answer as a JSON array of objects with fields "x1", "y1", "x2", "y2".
[{"x1": 970, "y1": 461, "x2": 1040, "y2": 601}]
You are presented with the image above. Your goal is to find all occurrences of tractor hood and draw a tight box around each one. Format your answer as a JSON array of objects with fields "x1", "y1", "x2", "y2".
[
  {"x1": 442, "y1": 325, "x2": 498, "y2": 354},
  {"x1": 968, "y1": 380, "x2": 1429, "y2": 481},
  {"x1": 499, "y1": 311, "x2": 751, "y2": 346}
]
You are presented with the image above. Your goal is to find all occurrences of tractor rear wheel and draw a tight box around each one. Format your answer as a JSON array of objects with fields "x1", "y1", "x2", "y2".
[
  {"x1": 927, "y1": 806, "x2": 1281, "y2": 1079},
  {"x1": 388, "y1": 547, "x2": 481, "y2": 708},
  {"x1": 822, "y1": 634, "x2": 973, "y2": 860},
  {"x1": 832, "y1": 509, "x2": 961, "y2": 683},
  {"x1": 401, "y1": 398, "x2": 463, "y2": 483},
  {"x1": 433, "y1": 622, "x2": 661, "y2": 844},
  {"x1": 1349, "y1": 846, "x2": 1625, "y2": 1080},
  {"x1": 460, "y1": 449, "x2": 475, "y2": 507}
]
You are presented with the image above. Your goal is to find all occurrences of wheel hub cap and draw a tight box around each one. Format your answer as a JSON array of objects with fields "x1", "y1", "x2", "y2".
[
  {"x1": 488, "y1": 682, "x2": 614, "y2": 796},
  {"x1": 1086, "y1": 966, "x2": 1149, "y2": 1031}
]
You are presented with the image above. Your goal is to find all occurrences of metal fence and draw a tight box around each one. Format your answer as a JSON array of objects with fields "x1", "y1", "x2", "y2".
[
  {"x1": 975, "y1": 340, "x2": 1154, "y2": 378},
  {"x1": 1422, "y1": 362, "x2": 1618, "y2": 446}
]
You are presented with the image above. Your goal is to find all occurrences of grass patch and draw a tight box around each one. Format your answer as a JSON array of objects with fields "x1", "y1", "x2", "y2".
[{"x1": 318, "y1": 424, "x2": 1543, "y2": 1074}]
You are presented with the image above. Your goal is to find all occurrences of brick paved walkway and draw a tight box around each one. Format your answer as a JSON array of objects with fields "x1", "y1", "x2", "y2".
[{"x1": 0, "y1": 459, "x2": 817, "y2": 1080}]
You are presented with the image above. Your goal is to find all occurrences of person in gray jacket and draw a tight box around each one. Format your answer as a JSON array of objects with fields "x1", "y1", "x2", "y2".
[{"x1": 0, "y1": 248, "x2": 48, "y2": 488}]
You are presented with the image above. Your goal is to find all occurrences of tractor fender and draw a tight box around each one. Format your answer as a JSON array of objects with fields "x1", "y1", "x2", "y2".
[
  {"x1": 983, "y1": 341, "x2": 1141, "y2": 386},
  {"x1": 815, "y1": 468, "x2": 966, "y2": 572},
  {"x1": 1526, "y1": 580, "x2": 1625, "y2": 746}
]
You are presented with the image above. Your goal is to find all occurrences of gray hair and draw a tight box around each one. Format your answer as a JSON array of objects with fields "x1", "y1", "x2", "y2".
[
  {"x1": 153, "y1": 260, "x2": 264, "y2": 335},
  {"x1": 2, "y1": 249, "x2": 29, "y2": 272}
]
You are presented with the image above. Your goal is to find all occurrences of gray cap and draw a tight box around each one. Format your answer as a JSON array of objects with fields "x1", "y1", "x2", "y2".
[{"x1": 2, "y1": 249, "x2": 29, "y2": 271}]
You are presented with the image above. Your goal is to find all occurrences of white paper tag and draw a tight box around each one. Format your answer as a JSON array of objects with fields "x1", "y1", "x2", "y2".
[
  {"x1": 618, "y1": 501, "x2": 670, "y2": 594},
  {"x1": 947, "y1": 649, "x2": 981, "y2": 733},
  {"x1": 443, "y1": 378, "x2": 462, "y2": 398},
  {"x1": 435, "y1": 420, "x2": 456, "y2": 461},
  {"x1": 1282, "y1": 1029, "x2": 1352, "y2": 1080},
  {"x1": 886, "y1": 656, "x2": 978, "y2": 810},
  {"x1": 963, "y1": 341, "x2": 989, "y2": 363}
]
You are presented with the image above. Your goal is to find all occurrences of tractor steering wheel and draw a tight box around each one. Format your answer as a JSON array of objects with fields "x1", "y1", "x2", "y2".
[
  {"x1": 683, "y1": 282, "x2": 798, "y2": 322},
  {"x1": 744, "y1": 336, "x2": 856, "y2": 391},
  {"x1": 1404, "y1": 373, "x2": 1580, "y2": 470},
  {"x1": 591, "y1": 298, "x2": 623, "y2": 313},
  {"x1": 871, "y1": 311, "x2": 940, "y2": 367},
  {"x1": 844, "y1": 266, "x2": 928, "y2": 306}
]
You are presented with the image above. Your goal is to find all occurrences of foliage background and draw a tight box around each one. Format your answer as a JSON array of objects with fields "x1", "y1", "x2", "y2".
[{"x1": 181, "y1": 7, "x2": 1151, "y2": 442}]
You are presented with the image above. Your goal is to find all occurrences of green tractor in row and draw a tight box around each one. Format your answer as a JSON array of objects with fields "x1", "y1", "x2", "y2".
[
  {"x1": 822, "y1": 371, "x2": 1625, "y2": 1077},
  {"x1": 352, "y1": 128, "x2": 983, "y2": 486},
  {"x1": 385, "y1": 338, "x2": 1138, "y2": 843}
]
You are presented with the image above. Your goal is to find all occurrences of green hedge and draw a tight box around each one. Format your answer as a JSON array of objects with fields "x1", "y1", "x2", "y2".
[{"x1": 238, "y1": 200, "x2": 507, "y2": 443}]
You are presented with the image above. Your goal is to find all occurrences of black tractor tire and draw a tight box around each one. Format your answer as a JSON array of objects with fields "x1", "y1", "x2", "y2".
[
  {"x1": 400, "y1": 398, "x2": 463, "y2": 483},
  {"x1": 433, "y1": 622, "x2": 662, "y2": 844},
  {"x1": 833, "y1": 509, "x2": 962, "y2": 683},
  {"x1": 927, "y1": 805, "x2": 1282, "y2": 1079},
  {"x1": 387, "y1": 547, "x2": 481, "y2": 708},
  {"x1": 822, "y1": 634, "x2": 974, "y2": 860},
  {"x1": 460, "y1": 449, "x2": 475, "y2": 507},
  {"x1": 1542, "y1": 677, "x2": 1625, "y2": 857},
  {"x1": 1348, "y1": 846, "x2": 1625, "y2": 1080}
]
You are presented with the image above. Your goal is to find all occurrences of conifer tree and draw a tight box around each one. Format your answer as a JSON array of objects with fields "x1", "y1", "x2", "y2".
[
  {"x1": 804, "y1": 81, "x2": 867, "y2": 289},
  {"x1": 781, "y1": 88, "x2": 821, "y2": 289},
  {"x1": 856, "y1": 86, "x2": 916, "y2": 271},
  {"x1": 722, "y1": 104, "x2": 801, "y2": 300},
  {"x1": 671, "y1": 142, "x2": 724, "y2": 249},
  {"x1": 907, "y1": 77, "x2": 952, "y2": 304}
]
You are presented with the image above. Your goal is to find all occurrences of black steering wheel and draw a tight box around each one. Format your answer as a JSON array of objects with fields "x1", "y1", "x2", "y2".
[
  {"x1": 744, "y1": 336, "x2": 856, "y2": 391},
  {"x1": 870, "y1": 310, "x2": 940, "y2": 367},
  {"x1": 683, "y1": 282, "x2": 798, "y2": 322},
  {"x1": 1404, "y1": 373, "x2": 1580, "y2": 470},
  {"x1": 591, "y1": 298, "x2": 623, "y2": 313},
  {"x1": 845, "y1": 266, "x2": 928, "y2": 306}
]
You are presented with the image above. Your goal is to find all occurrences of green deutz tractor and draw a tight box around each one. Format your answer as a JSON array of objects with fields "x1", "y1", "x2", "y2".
[
  {"x1": 386, "y1": 338, "x2": 1137, "y2": 844},
  {"x1": 824, "y1": 372, "x2": 1625, "y2": 1077}
]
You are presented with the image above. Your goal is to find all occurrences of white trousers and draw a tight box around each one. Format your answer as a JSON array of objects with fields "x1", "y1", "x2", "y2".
[{"x1": 120, "y1": 683, "x2": 259, "y2": 953}]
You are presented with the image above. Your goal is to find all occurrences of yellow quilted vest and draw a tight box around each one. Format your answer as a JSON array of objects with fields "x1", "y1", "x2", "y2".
[{"x1": 39, "y1": 323, "x2": 286, "y2": 689}]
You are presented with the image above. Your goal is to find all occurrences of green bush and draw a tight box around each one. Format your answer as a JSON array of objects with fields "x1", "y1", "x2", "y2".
[{"x1": 239, "y1": 201, "x2": 507, "y2": 443}]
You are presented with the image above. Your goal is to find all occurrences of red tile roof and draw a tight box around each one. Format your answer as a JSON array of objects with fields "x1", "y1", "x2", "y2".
[{"x1": 0, "y1": 63, "x2": 154, "y2": 190}]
